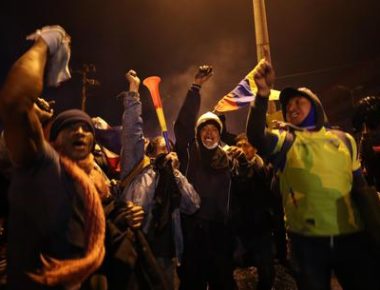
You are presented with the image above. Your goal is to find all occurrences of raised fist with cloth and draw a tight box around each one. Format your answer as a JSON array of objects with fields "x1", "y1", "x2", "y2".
[{"x1": 27, "y1": 25, "x2": 71, "y2": 87}]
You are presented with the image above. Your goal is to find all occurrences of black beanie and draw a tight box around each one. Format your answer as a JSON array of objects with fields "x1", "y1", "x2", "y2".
[{"x1": 49, "y1": 109, "x2": 95, "y2": 141}]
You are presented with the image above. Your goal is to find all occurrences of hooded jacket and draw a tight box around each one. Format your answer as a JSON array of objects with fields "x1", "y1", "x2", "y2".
[{"x1": 247, "y1": 88, "x2": 363, "y2": 236}]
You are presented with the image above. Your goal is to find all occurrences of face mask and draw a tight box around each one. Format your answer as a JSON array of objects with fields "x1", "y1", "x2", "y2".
[{"x1": 202, "y1": 141, "x2": 218, "y2": 150}]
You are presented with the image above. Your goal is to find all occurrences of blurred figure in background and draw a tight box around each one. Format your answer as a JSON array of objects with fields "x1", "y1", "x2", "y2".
[{"x1": 353, "y1": 96, "x2": 380, "y2": 191}]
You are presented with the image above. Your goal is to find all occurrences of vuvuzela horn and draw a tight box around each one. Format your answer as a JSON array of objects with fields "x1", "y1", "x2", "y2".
[{"x1": 143, "y1": 76, "x2": 171, "y2": 152}]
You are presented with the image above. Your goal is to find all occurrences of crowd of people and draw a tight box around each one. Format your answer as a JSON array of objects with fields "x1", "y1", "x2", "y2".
[{"x1": 0, "y1": 25, "x2": 379, "y2": 290}]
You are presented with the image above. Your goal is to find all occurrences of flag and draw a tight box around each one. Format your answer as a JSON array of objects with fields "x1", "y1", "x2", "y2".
[
  {"x1": 94, "y1": 126, "x2": 122, "y2": 174},
  {"x1": 95, "y1": 126, "x2": 122, "y2": 154},
  {"x1": 214, "y1": 69, "x2": 280, "y2": 113}
]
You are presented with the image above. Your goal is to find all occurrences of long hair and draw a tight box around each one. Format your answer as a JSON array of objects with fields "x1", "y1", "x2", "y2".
[{"x1": 28, "y1": 156, "x2": 106, "y2": 286}]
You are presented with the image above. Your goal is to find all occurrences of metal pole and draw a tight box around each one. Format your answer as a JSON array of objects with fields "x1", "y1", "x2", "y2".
[
  {"x1": 253, "y1": 0, "x2": 278, "y2": 115},
  {"x1": 253, "y1": 0, "x2": 271, "y2": 63},
  {"x1": 81, "y1": 66, "x2": 87, "y2": 112},
  {"x1": 80, "y1": 64, "x2": 99, "y2": 112}
]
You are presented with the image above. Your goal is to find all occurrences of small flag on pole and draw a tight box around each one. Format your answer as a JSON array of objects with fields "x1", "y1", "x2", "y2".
[{"x1": 214, "y1": 69, "x2": 280, "y2": 113}]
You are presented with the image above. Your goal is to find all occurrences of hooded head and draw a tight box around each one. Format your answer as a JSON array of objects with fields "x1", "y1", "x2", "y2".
[
  {"x1": 279, "y1": 87, "x2": 328, "y2": 130},
  {"x1": 50, "y1": 109, "x2": 95, "y2": 161},
  {"x1": 195, "y1": 112, "x2": 223, "y2": 150}
]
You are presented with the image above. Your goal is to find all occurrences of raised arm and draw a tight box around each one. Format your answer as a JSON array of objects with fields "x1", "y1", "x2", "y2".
[
  {"x1": 120, "y1": 70, "x2": 145, "y2": 180},
  {"x1": 0, "y1": 39, "x2": 48, "y2": 167},
  {"x1": 174, "y1": 65, "x2": 213, "y2": 166},
  {"x1": 218, "y1": 114, "x2": 237, "y2": 146},
  {"x1": 246, "y1": 59, "x2": 279, "y2": 157},
  {"x1": 0, "y1": 26, "x2": 70, "y2": 167}
]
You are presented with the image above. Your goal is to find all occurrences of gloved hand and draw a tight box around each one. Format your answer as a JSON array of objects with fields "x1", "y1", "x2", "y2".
[{"x1": 27, "y1": 25, "x2": 71, "y2": 87}]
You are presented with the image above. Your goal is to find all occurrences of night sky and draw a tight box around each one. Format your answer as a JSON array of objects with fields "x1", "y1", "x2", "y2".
[{"x1": 1, "y1": 0, "x2": 380, "y2": 137}]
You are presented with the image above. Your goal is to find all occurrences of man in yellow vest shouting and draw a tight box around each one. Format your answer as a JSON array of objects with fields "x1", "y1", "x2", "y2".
[{"x1": 246, "y1": 59, "x2": 378, "y2": 290}]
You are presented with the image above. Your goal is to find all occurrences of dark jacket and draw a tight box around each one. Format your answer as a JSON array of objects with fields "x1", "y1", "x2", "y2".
[
  {"x1": 360, "y1": 131, "x2": 380, "y2": 191},
  {"x1": 174, "y1": 85, "x2": 232, "y2": 223},
  {"x1": 231, "y1": 155, "x2": 275, "y2": 236}
]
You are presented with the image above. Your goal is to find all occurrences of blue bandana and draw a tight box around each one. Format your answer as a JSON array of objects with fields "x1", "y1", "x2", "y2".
[{"x1": 299, "y1": 105, "x2": 316, "y2": 128}]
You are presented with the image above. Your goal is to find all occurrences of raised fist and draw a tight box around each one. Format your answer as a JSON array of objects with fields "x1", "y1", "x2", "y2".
[
  {"x1": 194, "y1": 65, "x2": 213, "y2": 86},
  {"x1": 125, "y1": 69, "x2": 140, "y2": 93}
]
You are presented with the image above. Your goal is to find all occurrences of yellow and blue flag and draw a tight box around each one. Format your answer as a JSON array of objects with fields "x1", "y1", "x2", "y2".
[{"x1": 214, "y1": 69, "x2": 280, "y2": 113}]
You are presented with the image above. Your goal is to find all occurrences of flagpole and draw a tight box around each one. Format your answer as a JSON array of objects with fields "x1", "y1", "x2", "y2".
[
  {"x1": 213, "y1": 0, "x2": 279, "y2": 114},
  {"x1": 252, "y1": 0, "x2": 271, "y2": 63},
  {"x1": 253, "y1": 0, "x2": 278, "y2": 115}
]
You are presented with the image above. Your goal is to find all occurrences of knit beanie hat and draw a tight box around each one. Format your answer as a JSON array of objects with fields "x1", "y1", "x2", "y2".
[
  {"x1": 50, "y1": 109, "x2": 95, "y2": 141},
  {"x1": 195, "y1": 111, "x2": 223, "y2": 134}
]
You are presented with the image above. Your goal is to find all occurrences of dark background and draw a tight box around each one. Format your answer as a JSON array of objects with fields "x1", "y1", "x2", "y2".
[{"x1": 1, "y1": 0, "x2": 380, "y2": 137}]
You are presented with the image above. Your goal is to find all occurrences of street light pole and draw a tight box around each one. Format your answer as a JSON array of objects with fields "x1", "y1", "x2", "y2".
[
  {"x1": 81, "y1": 65, "x2": 88, "y2": 112},
  {"x1": 252, "y1": 0, "x2": 271, "y2": 63},
  {"x1": 253, "y1": 0, "x2": 278, "y2": 116},
  {"x1": 79, "y1": 64, "x2": 100, "y2": 112}
]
